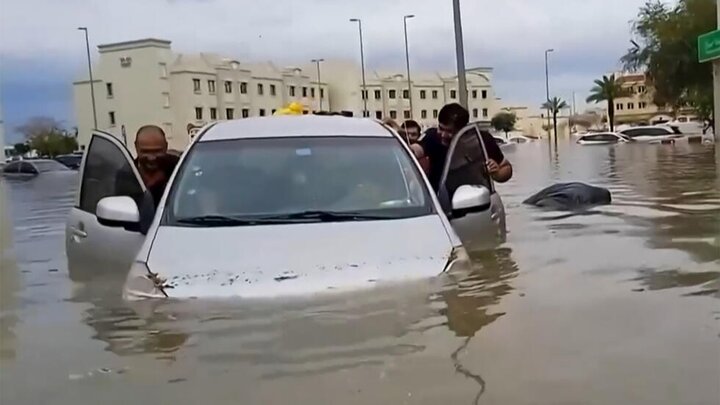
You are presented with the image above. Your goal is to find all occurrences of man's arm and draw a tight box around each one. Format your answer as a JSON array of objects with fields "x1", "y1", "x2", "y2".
[{"x1": 480, "y1": 131, "x2": 513, "y2": 183}]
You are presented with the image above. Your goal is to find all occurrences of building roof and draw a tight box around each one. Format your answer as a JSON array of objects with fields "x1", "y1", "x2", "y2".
[
  {"x1": 200, "y1": 116, "x2": 392, "y2": 141},
  {"x1": 98, "y1": 38, "x2": 171, "y2": 53}
]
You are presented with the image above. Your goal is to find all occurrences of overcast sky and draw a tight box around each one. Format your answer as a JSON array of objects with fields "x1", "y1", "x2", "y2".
[{"x1": 0, "y1": 0, "x2": 648, "y2": 141}]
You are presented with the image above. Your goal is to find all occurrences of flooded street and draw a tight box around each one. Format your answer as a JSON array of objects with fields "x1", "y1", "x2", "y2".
[{"x1": 1, "y1": 142, "x2": 718, "y2": 404}]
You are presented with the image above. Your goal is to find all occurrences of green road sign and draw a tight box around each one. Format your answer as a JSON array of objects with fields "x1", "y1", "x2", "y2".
[{"x1": 698, "y1": 29, "x2": 720, "y2": 63}]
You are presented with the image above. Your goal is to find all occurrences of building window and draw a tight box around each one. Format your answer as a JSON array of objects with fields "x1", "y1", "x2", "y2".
[
  {"x1": 241, "y1": 108, "x2": 249, "y2": 118},
  {"x1": 289, "y1": 86, "x2": 296, "y2": 97},
  {"x1": 389, "y1": 110, "x2": 397, "y2": 119},
  {"x1": 257, "y1": 83, "x2": 264, "y2": 95},
  {"x1": 450, "y1": 90, "x2": 457, "y2": 99},
  {"x1": 303, "y1": 110, "x2": 309, "y2": 115},
  {"x1": 259, "y1": 109, "x2": 266, "y2": 116},
  {"x1": 482, "y1": 108, "x2": 488, "y2": 118},
  {"x1": 389, "y1": 90, "x2": 396, "y2": 99},
  {"x1": 163, "y1": 93, "x2": 170, "y2": 108},
  {"x1": 362, "y1": 111, "x2": 370, "y2": 117},
  {"x1": 482, "y1": 90, "x2": 488, "y2": 99},
  {"x1": 311, "y1": 87, "x2": 316, "y2": 98},
  {"x1": 108, "y1": 111, "x2": 116, "y2": 127},
  {"x1": 639, "y1": 102, "x2": 647, "y2": 109},
  {"x1": 471, "y1": 90, "x2": 477, "y2": 99},
  {"x1": 433, "y1": 109, "x2": 438, "y2": 118},
  {"x1": 224, "y1": 80, "x2": 233, "y2": 94},
  {"x1": 320, "y1": 88, "x2": 325, "y2": 99},
  {"x1": 403, "y1": 89, "x2": 409, "y2": 99},
  {"x1": 420, "y1": 90, "x2": 426, "y2": 99},
  {"x1": 270, "y1": 84, "x2": 276, "y2": 96},
  {"x1": 240, "y1": 82, "x2": 248, "y2": 94},
  {"x1": 226, "y1": 108, "x2": 235, "y2": 119},
  {"x1": 361, "y1": 90, "x2": 368, "y2": 100},
  {"x1": 472, "y1": 108, "x2": 478, "y2": 118},
  {"x1": 404, "y1": 110, "x2": 411, "y2": 119},
  {"x1": 208, "y1": 80, "x2": 216, "y2": 94},
  {"x1": 210, "y1": 108, "x2": 217, "y2": 120},
  {"x1": 628, "y1": 102, "x2": 634, "y2": 110},
  {"x1": 106, "y1": 83, "x2": 114, "y2": 98},
  {"x1": 638, "y1": 85, "x2": 646, "y2": 93},
  {"x1": 159, "y1": 63, "x2": 168, "y2": 78},
  {"x1": 302, "y1": 87, "x2": 308, "y2": 97},
  {"x1": 374, "y1": 90, "x2": 381, "y2": 100},
  {"x1": 272, "y1": 109, "x2": 276, "y2": 114},
  {"x1": 616, "y1": 103, "x2": 623, "y2": 110},
  {"x1": 193, "y1": 78, "x2": 201, "y2": 93},
  {"x1": 195, "y1": 107, "x2": 203, "y2": 120},
  {"x1": 421, "y1": 110, "x2": 427, "y2": 119},
  {"x1": 432, "y1": 90, "x2": 438, "y2": 99},
  {"x1": 375, "y1": 111, "x2": 383, "y2": 119}
]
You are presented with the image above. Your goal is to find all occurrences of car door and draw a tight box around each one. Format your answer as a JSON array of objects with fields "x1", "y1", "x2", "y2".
[
  {"x1": 437, "y1": 124, "x2": 505, "y2": 248},
  {"x1": 66, "y1": 131, "x2": 147, "y2": 278}
]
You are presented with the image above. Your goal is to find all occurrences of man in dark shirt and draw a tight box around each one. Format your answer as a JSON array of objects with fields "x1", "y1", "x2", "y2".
[
  {"x1": 420, "y1": 103, "x2": 513, "y2": 191},
  {"x1": 133, "y1": 125, "x2": 179, "y2": 207}
]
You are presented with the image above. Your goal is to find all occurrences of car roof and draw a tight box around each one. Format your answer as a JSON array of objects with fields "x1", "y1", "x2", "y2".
[
  {"x1": 199, "y1": 116, "x2": 393, "y2": 142},
  {"x1": 620, "y1": 125, "x2": 671, "y2": 131}
]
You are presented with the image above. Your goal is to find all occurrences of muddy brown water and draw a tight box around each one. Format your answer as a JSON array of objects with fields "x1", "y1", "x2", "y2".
[{"x1": 1, "y1": 142, "x2": 718, "y2": 405}]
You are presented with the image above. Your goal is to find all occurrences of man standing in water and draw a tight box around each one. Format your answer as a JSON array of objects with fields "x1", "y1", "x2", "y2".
[
  {"x1": 420, "y1": 103, "x2": 512, "y2": 191},
  {"x1": 133, "y1": 125, "x2": 179, "y2": 207}
]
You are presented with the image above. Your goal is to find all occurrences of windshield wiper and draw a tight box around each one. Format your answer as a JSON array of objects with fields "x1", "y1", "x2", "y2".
[
  {"x1": 263, "y1": 210, "x2": 391, "y2": 222},
  {"x1": 174, "y1": 215, "x2": 282, "y2": 226}
]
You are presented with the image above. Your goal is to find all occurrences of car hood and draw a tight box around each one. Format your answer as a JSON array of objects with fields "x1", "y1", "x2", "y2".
[{"x1": 144, "y1": 215, "x2": 454, "y2": 298}]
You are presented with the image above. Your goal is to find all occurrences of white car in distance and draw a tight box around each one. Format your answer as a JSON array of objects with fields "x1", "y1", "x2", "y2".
[
  {"x1": 617, "y1": 125, "x2": 683, "y2": 144},
  {"x1": 576, "y1": 132, "x2": 632, "y2": 145},
  {"x1": 66, "y1": 116, "x2": 506, "y2": 300}
]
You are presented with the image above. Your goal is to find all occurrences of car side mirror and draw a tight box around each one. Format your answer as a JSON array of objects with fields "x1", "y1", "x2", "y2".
[
  {"x1": 97, "y1": 196, "x2": 141, "y2": 232},
  {"x1": 451, "y1": 185, "x2": 491, "y2": 218}
]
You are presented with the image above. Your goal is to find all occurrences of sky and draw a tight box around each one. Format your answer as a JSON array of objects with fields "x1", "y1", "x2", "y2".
[{"x1": 0, "y1": 0, "x2": 649, "y2": 142}]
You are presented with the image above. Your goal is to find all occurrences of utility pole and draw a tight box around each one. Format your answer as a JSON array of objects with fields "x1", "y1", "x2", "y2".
[
  {"x1": 452, "y1": 0, "x2": 468, "y2": 109},
  {"x1": 403, "y1": 15, "x2": 415, "y2": 119},
  {"x1": 78, "y1": 27, "x2": 98, "y2": 129},
  {"x1": 350, "y1": 18, "x2": 368, "y2": 117},
  {"x1": 311, "y1": 58, "x2": 324, "y2": 111},
  {"x1": 544, "y1": 48, "x2": 554, "y2": 139}
]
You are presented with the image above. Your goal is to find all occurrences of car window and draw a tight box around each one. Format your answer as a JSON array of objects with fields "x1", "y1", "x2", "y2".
[
  {"x1": 442, "y1": 130, "x2": 491, "y2": 199},
  {"x1": 3, "y1": 162, "x2": 20, "y2": 173},
  {"x1": 19, "y1": 162, "x2": 38, "y2": 174},
  {"x1": 622, "y1": 127, "x2": 671, "y2": 137},
  {"x1": 511, "y1": 137, "x2": 527, "y2": 143},
  {"x1": 79, "y1": 136, "x2": 144, "y2": 215},
  {"x1": 33, "y1": 160, "x2": 69, "y2": 172},
  {"x1": 584, "y1": 134, "x2": 618, "y2": 142},
  {"x1": 165, "y1": 136, "x2": 433, "y2": 224}
]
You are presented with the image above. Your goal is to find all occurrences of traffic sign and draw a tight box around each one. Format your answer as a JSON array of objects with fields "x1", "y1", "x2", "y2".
[{"x1": 698, "y1": 29, "x2": 720, "y2": 63}]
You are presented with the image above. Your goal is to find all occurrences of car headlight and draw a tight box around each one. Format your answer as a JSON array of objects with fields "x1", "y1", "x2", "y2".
[
  {"x1": 443, "y1": 246, "x2": 471, "y2": 274},
  {"x1": 122, "y1": 261, "x2": 170, "y2": 301}
]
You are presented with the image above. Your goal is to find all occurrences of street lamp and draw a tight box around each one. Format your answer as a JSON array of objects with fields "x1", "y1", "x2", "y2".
[
  {"x1": 78, "y1": 27, "x2": 98, "y2": 129},
  {"x1": 403, "y1": 14, "x2": 415, "y2": 119},
  {"x1": 349, "y1": 18, "x2": 368, "y2": 117},
  {"x1": 452, "y1": 0, "x2": 468, "y2": 109},
  {"x1": 311, "y1": 58, "x2": 324, "y2": 111},
  {"x1": 544, "y1": 48, "x2": 554, "y2": 137}
]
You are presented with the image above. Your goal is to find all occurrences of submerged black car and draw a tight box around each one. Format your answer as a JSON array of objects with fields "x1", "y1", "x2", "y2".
[{"x1": 54, "y1": 154, "x2": 83, "y2": 170}]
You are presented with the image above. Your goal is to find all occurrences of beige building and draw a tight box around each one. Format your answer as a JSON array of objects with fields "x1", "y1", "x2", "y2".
[
  {"x1": 611, "y1": 72, "x2": 700, "y2": 125},
  {"x1": 74, "y1": 38, "x2": 499, "y2": 152}
]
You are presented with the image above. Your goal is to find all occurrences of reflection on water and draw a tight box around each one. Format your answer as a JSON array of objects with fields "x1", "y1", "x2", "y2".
[{"x1": 1, "y1": 143, "x2": 718, "y2": 404}]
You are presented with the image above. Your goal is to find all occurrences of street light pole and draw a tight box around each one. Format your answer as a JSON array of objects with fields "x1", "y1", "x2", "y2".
[
  {"x1": 350, "y1": 18, "x2": 368, "y2": 117},
  {"x1": 78, "y1": 27, "x2": 98, "y2": 129},
  {"x1": 403, "y1": 15, "x2": 415, "y2": 119},
  {"x1": 452, "y1": 0, "x2": 468, "y2": 109},
  {"x1": 544, "y1": 48, "x2": 554, "y2": 138},
  {"x1": 311, "y1": 58, "x2": 324, "y2": 111}
]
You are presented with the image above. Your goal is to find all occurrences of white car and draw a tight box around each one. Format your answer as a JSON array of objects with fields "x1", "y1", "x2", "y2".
[
  {"x1": 617, "y1": 125, "x2": 683, "y2": 143},
  {"x1": 65, "y1": 116, "x2": 506, "y2": 300},
  {"x1": 508, "y1": 135, "x2": 539, "y2": 144},
  {"x1": 576, "y1": 132, "x2": 631, "y2": 145}
]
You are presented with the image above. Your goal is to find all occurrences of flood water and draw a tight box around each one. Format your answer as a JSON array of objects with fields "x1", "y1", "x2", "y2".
[{"x1": 1, "y1": 142, "x2": 719, "y2": 405}]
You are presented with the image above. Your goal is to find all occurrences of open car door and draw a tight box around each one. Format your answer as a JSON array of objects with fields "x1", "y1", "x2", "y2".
[
  {"x1": 437, "y1": 124, "x2": 506, "y2": 248},
  {"x1": 65, "y1": 131, "x2": 146, "y2": 279}
]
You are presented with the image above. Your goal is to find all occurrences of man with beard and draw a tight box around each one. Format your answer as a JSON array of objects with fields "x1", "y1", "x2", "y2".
[{"x1": 132, "y1": 125, "x2": 179, "y2": 207}]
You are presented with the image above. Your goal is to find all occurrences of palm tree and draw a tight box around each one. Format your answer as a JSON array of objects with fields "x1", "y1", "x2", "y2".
[
  {"x1": 541, "y1": 97, "x2": 568, "y2": 145},
  {"x1": 586, "y1": 74, "x2": 629, "y2": 132}
]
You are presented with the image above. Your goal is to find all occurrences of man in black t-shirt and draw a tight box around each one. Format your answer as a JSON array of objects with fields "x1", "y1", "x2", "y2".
[
  {"x1": 133, "y1": 125, "x2": 179, "y2": 207},
  {"x1": 420, "y1": 103, "x2": 513, "y2": 191}
]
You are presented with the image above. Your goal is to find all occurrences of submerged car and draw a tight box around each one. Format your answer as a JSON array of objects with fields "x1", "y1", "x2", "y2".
[
  {"x1": 508, "y1": 135, "x2": 539, "y2": 144},
  {"x1": 617, "y1": 125, "x2": 683, "y2": 144},
  {"x1": 66, "y1": 116, "x2": 506, "y2": 300},
  {"x1": 55, "y1": 154, "x2": 83, "y2": 170},
  {"x1": 576, "y1": 132, "x2": 631, "y2": 145},
  {"x1": 2, "y1": 159, "x2": 71, "y2": 177}
]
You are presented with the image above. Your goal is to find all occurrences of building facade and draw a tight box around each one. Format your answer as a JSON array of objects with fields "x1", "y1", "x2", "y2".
[{"x1": 73, "y1": 38, "x2": 499, "y2": 152}]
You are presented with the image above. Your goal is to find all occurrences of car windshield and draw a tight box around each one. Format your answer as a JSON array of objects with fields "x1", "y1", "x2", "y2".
[
  {"x1": 164, "y1": 136, "x2": 434, "y2": 226},
  {"x1": 33, "y1": 160, "x2": 70, "y2": 172}
]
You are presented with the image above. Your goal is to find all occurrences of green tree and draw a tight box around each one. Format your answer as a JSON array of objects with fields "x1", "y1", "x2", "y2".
[
  {"x1": 541, "y1": 97, "x2": 568, "y2": 144},
  {"x1": 621, "y1": 0, "x2": 715, "y2": 119},
  {"x1": 12, "y1": 143, "x2": 30, "y2": 156},
  {"x1": 490, "y1": 111, "x2": 517, "y2": 138},
  {"x1": 586, "y1": 75, "x2": 628, "y2": 132},
  {"x1": 16, "y1": 116, "x2": 77, "y2": 157}
]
